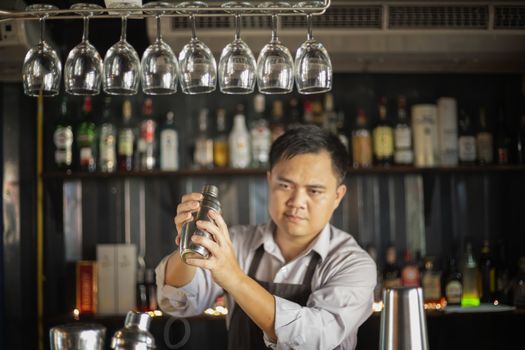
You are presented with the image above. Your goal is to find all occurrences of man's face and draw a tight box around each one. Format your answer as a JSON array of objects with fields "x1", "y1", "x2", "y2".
[{"x1": 267, "y1": 150, "x2": 347, "y2": 242}]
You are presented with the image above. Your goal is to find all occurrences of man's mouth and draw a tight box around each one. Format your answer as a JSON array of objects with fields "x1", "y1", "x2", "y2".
[{"x1": 284, "y1": 214, "x2": 305, "y2": 223}]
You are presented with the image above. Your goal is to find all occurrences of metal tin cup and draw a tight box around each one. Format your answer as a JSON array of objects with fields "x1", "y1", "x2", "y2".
[
  {"x1": 380, "y1": 287, "x2": 429, "y2": 350},
  {"x1": 179, "y1": 184, "x2": 221, "y2": 262},
  {"x1": 50, "y1": 323, "x2": 106, "y2": 350}
]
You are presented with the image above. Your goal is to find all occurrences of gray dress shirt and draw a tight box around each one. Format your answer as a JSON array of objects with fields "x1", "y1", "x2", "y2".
[{"x1": 155, "y1": 222, "x2": 376, "y2": 350}]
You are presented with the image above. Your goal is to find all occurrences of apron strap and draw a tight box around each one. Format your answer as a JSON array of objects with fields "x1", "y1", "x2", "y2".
[
  {"x1": 247, "y1": 245, "x2": 265, "y2": 278},
  {"x1": 302, "y1": 252, "x2": 321, "y2": 286}
]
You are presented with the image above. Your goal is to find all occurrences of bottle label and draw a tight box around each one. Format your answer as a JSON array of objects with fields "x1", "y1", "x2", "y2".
[
  {"x1": 213, "y1": 142, "x2": 229, "y2": 168},
  {"x1": 423, "y1": 274, "x2": 441, "y2": 300},
  {"x1": 394, "y1": 127, "x2": 411, "y2": 149},
  {"x1": 458, "y1": 136, "x2": 477, "y2": 161},
  {"x1": 80, "y1": 147, "x2": 93, "y2": 165},
  {"x1": 373, "y1": 126, "x2": 394, "y2": 158},
  {"x1": 55, "y1": 150, "x2": 72, "y2": 166},
  {"x1": 160, "y1": 129, "x2": 179, "y2": 170},
  {"x1": 401, "y1": 266, "x2": 420, "y2": 287},
  {"x1": 230, "y1": 137, "x2": 251, "y2": 168},
  {"x1": 394, "y1": 149, "x2": 414, "y2": 164},
  {"x1": 352, "y1": 133, "x2": 372, "y2": 167},
  {"x1": 54, "y1": 127, "x2": 73, "y2": 149},
  {"x1": 100, "y1": 125, "x2": 116, "y2": 168},
  {"x1": 446, "y1": 280, "x2": 462, "y2": 304},
  {"x1": 118, "y1": 129, "x2": 134, "y2": 156},
  {"x1": 477, "y1": 133, "x2": 493, "y2": 163},
  {"x1": 251, "y1": 127, "x2": 271, "y2": 165}
]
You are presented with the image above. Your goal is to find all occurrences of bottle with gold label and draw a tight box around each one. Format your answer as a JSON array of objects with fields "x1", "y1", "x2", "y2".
[
  {"x1": 351, "y1": 108, "x2": 372, "y2": 168},
  {"x1": 373, "y1": 97, "x2": 394, "y2": 166},
  {"x1": 213, "y1": 108, "x2": 229, "y2": 168}
]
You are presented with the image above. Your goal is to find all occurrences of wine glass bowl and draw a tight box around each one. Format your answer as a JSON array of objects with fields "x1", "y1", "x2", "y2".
[
  {"x1": 141, "y1": 1, "x2": 179, "y2": 95},
  {"x1": 64, "y1": 3, "x2": 103, "y2": 95},
  {"x1": 22, "y1": 4, "x2": 62, "y2": 97},
  {"x1": 218, "y1": 1, "x2": 256, "y2": 94}
]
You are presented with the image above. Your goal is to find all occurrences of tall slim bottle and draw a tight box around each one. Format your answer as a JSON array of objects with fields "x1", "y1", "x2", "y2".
[
  {"x1": 213, "y1": 109, "x2": 229, "y2": 168},
  {"x1": 458, "y1": 110, "x2": 477, "y2": 165},
  {"x1": 461, "y1": 242, "x2": 481, "y2": 307},
  {"x1": 479, "y1": 240, "x2": 495, "y2": 303},
  {"x1": 394, "y1": 96, "x2": 413, "y2": 165},
  {"x1": 372, "y1": 97, "x2": 394, "y2": 166},
  {"x1": 412, "y1": 104, "x2": 438, "y2": 167},
  {"x1": 351, "y1": 108, "x2": 372, "y2": 168},
  {"x1": 99, "y1": 97, "x2": 117, "y2": 173},
  {"x1": 117, "y1": 100, "x2": 136, "y2": 172},
  {"x1": 250, "y1": 95, "x2": 271, "y2": 168},
  {"x1": 53, "y1": 97, "x2": 74, "y2": 171},
  {"x1": 477, "y1": 107, "x2": 494, "y2": 165},
  {"x1": 194, "y1": 108, "x2": 214, "y2": 169},
  {"x1": 160, "y1": 111, "x2": 179, "y2": 171},
  {"x1": 229, "y1": 105, "x2": 251, "y2": 169},
  {"x1": 437, "y1": 97, "x2": 458, "y2": 166},
  {"x1": 77, "y1": 96, "x2": 97, "y2": 172},
  {"x1": 138, "y1": 98, "x2": 157, "y2": 171}
]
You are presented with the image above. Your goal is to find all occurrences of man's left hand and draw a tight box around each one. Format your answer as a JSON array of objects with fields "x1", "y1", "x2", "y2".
[{"x1": 185, "y1": 210, "x2": 245, "y2": 292}]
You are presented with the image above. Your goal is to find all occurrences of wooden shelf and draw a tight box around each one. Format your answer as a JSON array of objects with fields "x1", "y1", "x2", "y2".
[{"x1": 41, "y1": 165, "x2": 525, "y2": 180}]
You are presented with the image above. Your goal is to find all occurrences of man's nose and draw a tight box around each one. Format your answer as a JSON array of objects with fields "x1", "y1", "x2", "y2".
[{"x1": 286, "y1": 189, "x2": 307, "y2": 209}]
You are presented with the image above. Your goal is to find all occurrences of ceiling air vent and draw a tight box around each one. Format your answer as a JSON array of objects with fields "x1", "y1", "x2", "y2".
[
  {"x1": 389, "y1": 6, "x2": 488, "y2": 29},
  {"x1": 282, "y1": 6, "x2": 383, "y2": 29},
  {"x1": 494, "y1": 6, "x2": 525, "y2": 29}
]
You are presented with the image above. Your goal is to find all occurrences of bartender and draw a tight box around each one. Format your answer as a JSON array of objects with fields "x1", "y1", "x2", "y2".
[{"x1": 156, "y1": 125, "x2": 376, "y2": 349}]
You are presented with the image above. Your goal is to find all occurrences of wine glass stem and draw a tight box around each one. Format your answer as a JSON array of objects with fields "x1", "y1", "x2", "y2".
[
  {"x1": 190, "y1": 15, "x2": 197, "y2": 40},
  {"x1": 156, "y1": 15, "x2": 161, "y2": 42},
  {"x1": 271, "y1": 14, "x2": 278, "y2": 42},
  {"x1": 82, "y1": 16, "x2": 89, "y2": 42},
  {"x1": 235, "y1": 14, "x2": 241, "y2": 41},
  {"x1": 307, "y1": 14, "x2": 313, "y2": 41},
  {"x1": 121, "y1": 15, "x2": 128, "y2": 41},
  {"x1": 39, "y1": 17, "x2": 45, "y2": 43}
]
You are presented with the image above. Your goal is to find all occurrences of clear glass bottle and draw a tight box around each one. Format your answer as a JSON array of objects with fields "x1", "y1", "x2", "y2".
[
  {"x1": 250, "y1": 95, "x2": 271, "y2": 168},
  {"x1": 117, "y1": 100, "x2": 136, "y2": 172},
  {"x1": 160, "y1": 111, "x2": 179, "y2": 171},
  {"x1": 445, "y1": 256, "x2": 463, "y2": 306},
  {"x1": 394, "y1": 96, "x2": 413, "y2": 165},
  {"x1": 229, "y1": 105, "x2": 251, "y2": 169},
  {"x1": 99, "y1": 97, "x2": 117, "y2": 173},
  {"x1": 194, "y1": 108, "x2": 214, "y2": 169},
  {"x1": 461, "y1": 242, "x2": 481, "y2": 307},
  {"x1": 213, "y1": 108, "x2": 229, "y2": 168}
]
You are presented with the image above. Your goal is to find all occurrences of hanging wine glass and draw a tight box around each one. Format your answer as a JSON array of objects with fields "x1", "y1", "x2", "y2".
[
  {"x1": 103, "y1": 2, "x2": 141, "y2": 95},
  {"x1": 64, "y1": 3, "x2": 103, "y2": 95},
  {"x1": 141, "y1": 1, "x2": 179, "y2": 95},
  {"x1": 256, "y1": 2, "x2": 294, "y2": 94},
  {"x1": 177, "y1": 1, "x2": 217, "y2": 94},
  {"x1": 218, "y1": 2, "x2": 256, "y2": 94},
  {"x1": 22, "y1": 4, "x2": 62, "y2": 97},
  {"x1": 294, "y1": 1, "x2": 332, "y2": 94}
]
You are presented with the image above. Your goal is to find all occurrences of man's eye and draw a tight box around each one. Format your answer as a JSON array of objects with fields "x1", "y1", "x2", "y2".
[
  {"x1": 278, "y1": 183, "x2": 289, "y2": 189},
  {"x1": 309, "y1": 189, "x2": 321, "y2": 195}
]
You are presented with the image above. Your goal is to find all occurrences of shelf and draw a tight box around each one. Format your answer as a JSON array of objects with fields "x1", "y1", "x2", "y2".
[{"x1": 41, "y1": 165, "x2": 525, "y2": 180}]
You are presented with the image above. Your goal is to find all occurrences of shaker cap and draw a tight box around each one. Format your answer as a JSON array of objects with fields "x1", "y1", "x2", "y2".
[
  {"x1": 111, "y1": 311, "x2": 155, "y2": 349},
  {"x1": 202, "y1": 184, "x2": 219, "y2": 198}
]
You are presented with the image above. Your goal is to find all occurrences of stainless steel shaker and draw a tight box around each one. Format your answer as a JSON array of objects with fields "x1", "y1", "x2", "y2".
[
  {"x1": 111, "y1": 311, "x2": 156, "y2": 349},
  {"x1": 179, "y1": 184, "x2": 221, "y2": 262},
  {"x1": 380, "y1": 287, "x2": 429, "y2": 350},
  {"x1": 50, "y1": 323, "x2": 106, "y2": 350}
]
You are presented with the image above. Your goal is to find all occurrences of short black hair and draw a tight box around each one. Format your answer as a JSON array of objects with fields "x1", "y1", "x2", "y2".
[{"x1": 269, "y1": 125, "x2": 349, "y2": 183}]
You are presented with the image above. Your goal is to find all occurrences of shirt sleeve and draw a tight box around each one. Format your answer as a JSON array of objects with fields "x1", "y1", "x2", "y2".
[
  {"x1": 155, "y1": 253, "x2": 223, "y2": 317},
  {"x1": 265, "y1": 251, "x2": 377, "y2": 350}
]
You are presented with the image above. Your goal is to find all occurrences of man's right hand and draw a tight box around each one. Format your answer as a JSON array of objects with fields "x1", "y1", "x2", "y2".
[{"x1": 165, "y1": 192, "x2": 204, "y2": 288}]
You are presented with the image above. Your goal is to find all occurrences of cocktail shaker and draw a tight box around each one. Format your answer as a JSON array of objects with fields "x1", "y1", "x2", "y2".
[
  {"x1": 111, "y1": 311, "x2": 155, "y2": 349},
  {"x1": 179, "y1": 184, "x2": 221, "y2": 262}
]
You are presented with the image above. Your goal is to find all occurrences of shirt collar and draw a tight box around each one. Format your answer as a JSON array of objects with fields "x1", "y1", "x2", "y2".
[{"x1": 253, "y1": 221, "x2": 331, "y2": 263}]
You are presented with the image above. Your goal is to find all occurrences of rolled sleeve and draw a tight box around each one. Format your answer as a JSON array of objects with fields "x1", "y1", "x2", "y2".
[{"x1": 155, "y1": 254, "x2": 223, "y2": 317}]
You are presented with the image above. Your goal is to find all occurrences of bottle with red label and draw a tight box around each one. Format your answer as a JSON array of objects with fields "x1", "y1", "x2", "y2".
[
  {"x1": 401, "y1": 249, "x2": 421, "y2": 287},
  {"x1": 137, "y1": 98, "x2": 157, "y2": 171}
]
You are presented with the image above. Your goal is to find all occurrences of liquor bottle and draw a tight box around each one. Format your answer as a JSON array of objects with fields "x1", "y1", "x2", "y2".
[
  {"x1": 287, "y1": 98, "x2": 302, "y2": 129},
  {"x1": 460, "y1": 242, "x2": 480, "y2": 306},
  {"x1": 77, "y1": 96, "x2": 97, "y2": 172},
  {"x1": 194, "y1": 108, "x2": 214, "y2": 169},
  {"x1": 98, "y1": 97, "x2": 117, "y2": 173},
  {"x1": 336, "y1": 112, "x2": 350, "y2": 153},
  {"x1": 476, "y1": 107, "x2": 494, "y2": 165},
  {"x1": 351, "y1": 108, "x2": 372, "y2": 168},
  {"x1": 213, "y1": 108, "x2": 229, "y2": 168},
  {"x1": 394, "y1": 96, "x2": 414, "y2": 165},
  {"x1": 437, "y1": 97, "x2": 458, "y2": 166},
  {"x1": 412, "y1": 104, "x2": 438, "y2": 167},
  {"x1": 421, "y1": 256, "x2": 443, "y2": 306},
  {"x1": 250, "y1": 95, "x2": 271, "y2": 168},
  {"x1": 495, "y1": 109, "x2": 511, "y2": 164},
  {"x1": 372, "y1": 97, "x2": 394, "y2": 166},
  {"x1": 458, "y1": 110, "x2": 477, "y2": 165},
  {"x1": 117, "y1": 100, "x2": 136, "y2": 172},
  {"x1": 494, "y1": 240, "x2": 510, "y2": 305},
  {"x1": 160, "y1": 111, "x2": 179, "y2": 171},
  {"x1": 383, "y1": 245, "x2": 402, "y2": 289},
  {"x1": 137, "y1": 99, "x2": 157, "y2": 171},
  {"x1": 516, "y1": 114, "x2": 525, "y2": 165},
  {"x1": 53, "y1": 96, "x2": 74, "y2": 171},
  {"x1": 323, "y1": 93, "x2": 337, "y2": 131},
  {"x1": 269, "y1": 100, "x2": 285, "y2": 142},
  {"x1": 401, "y1": 249, "x2": 420, "y2": 287},
  {"x1": 479, "y1": 240, "x2": 496, "y2": 303},
  {"x1": 444, "y1": 256, "x2": 463, "y2": 306},
  {"x1": 229, "y1": 105, "x2": 251, "y2": 169},
  {"x1": 512, "y1": 257, "x2": 525, "y2": 309}
]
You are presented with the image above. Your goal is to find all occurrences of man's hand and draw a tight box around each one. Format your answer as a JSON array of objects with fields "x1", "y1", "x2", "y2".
[
  {"x1": 174, "y1": 192, "x2": 203, "y2": 245},
  {"x1": 184, "y1": 210, "x2": 246, "y2": 292}
]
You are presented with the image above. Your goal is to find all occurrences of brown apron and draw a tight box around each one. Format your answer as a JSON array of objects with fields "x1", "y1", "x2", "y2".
[{"x1": 228, "y1": 244, "x2": 321, "y2": 350}]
